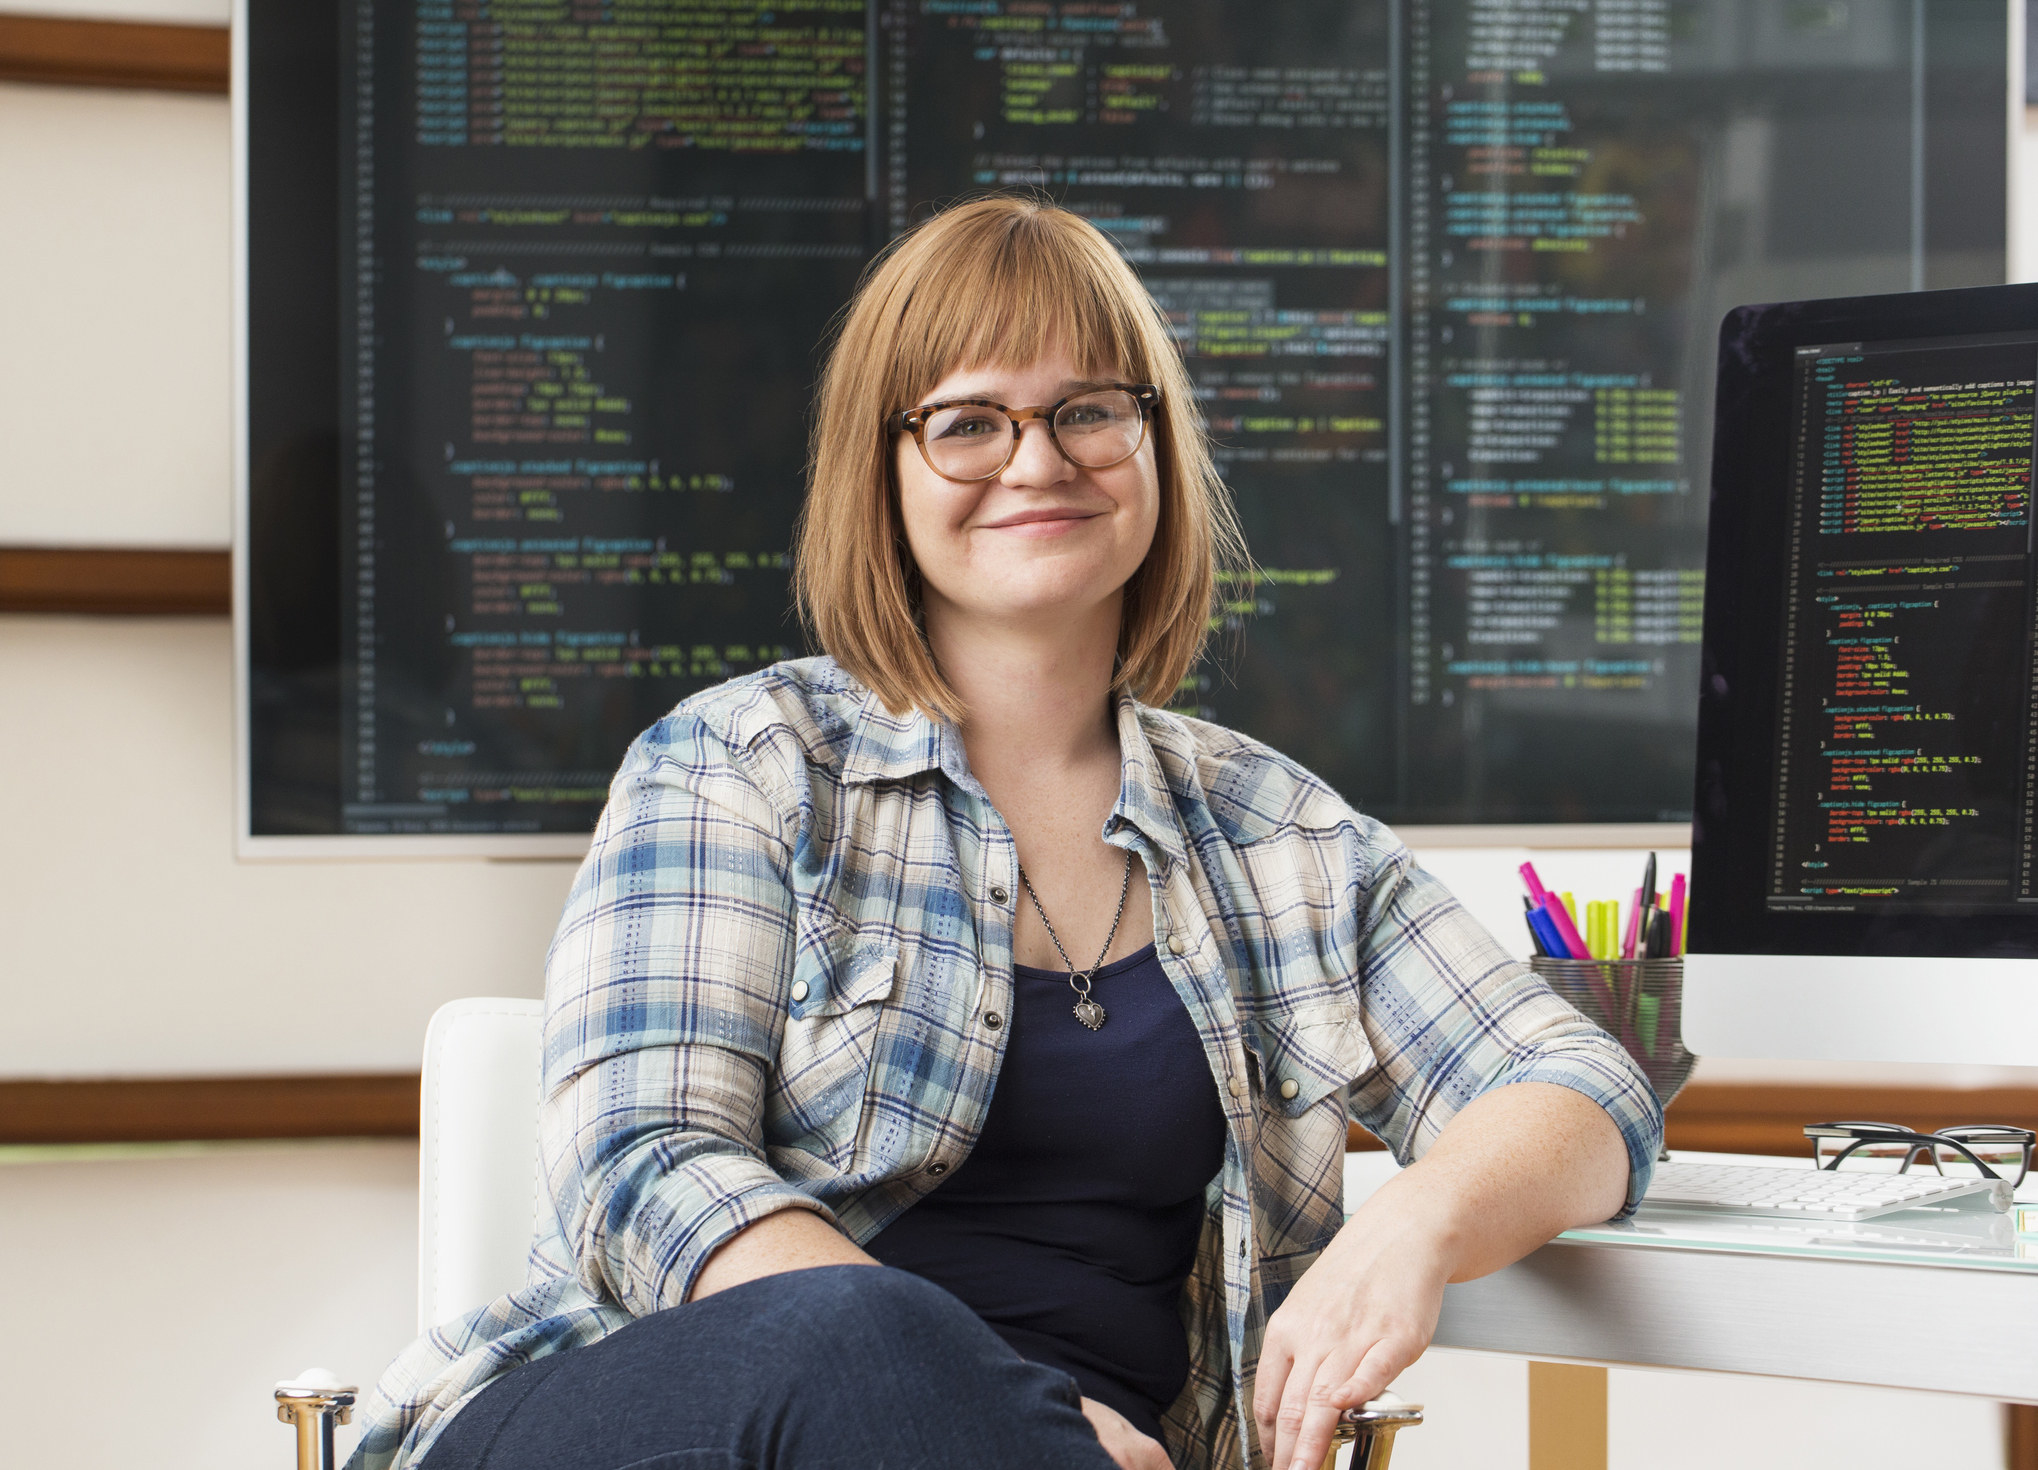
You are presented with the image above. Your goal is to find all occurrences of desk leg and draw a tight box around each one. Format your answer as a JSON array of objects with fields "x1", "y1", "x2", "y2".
[{"x1": 1529, "y1": 1362, "x2": 1606, "y2": 1470}]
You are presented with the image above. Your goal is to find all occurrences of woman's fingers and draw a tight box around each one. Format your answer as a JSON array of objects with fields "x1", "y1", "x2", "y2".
[
  {"x1": 1078, "y1": 1394, "x2": 1174, "y2": 1470},
  {"x1": 1251, "y1": 1339, "x2": 1295, "y2": 1452},
  {"x1": 1273, "y1": 1347, "x2": 1360, "y2": 1470},
  {"x1": 1330, "y1": 1336, "x2": 1409, "y2": 1416}
]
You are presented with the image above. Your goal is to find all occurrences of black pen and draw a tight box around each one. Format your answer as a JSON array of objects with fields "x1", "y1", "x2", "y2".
[
  {"x1": 1636, "y1": 851, "x2": 1657, "y2": 960},
  {"x1": 1523, "y1": 896, "x2": 1553, "y2": 957}
]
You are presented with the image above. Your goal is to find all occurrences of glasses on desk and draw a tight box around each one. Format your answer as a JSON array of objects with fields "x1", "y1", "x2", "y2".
[{"x1": 1805, "y1": 1121, "x2": 2034, "y2": 1188}]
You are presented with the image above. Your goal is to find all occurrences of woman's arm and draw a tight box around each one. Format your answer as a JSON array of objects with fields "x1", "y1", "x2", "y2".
[
  {"x1": 1254, "y1": 1081, "x2": 1628, "y2": 1470},
  {"x1": 691, "y1": 1207, "x2": 879, "y2": 1298},
  {"x1": 544, "y1": 715, "x2": 842, "y2": 1317}
]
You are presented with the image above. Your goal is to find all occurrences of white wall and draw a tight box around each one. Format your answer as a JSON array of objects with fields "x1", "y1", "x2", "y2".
[
  {"x1": 0, "y1": 617, "x2": 572, "y2": 1076},
  {"x1": 0, "y1": 81, "x2": 231, "y2": 549},
  {"x1": 2, "y1": 0, "x2": 229, "y2": 25},
  {"x1": 0, "y1": 1141, "x2": 417, "y2": 1470}
]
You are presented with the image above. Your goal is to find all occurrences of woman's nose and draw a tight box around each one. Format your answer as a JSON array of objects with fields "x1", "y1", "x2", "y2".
[{"x1": 999, "y1": 418, "x2": 1075, "y2": 487}]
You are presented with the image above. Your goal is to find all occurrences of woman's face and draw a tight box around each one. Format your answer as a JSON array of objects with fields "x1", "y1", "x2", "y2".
[{"x1": 894, "y1": 347, "x2": 1160, "y2": 636}]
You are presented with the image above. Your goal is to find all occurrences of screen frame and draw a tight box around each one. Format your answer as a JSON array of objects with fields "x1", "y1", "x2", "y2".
[{"x1": 1689, "y1": 281, "x2": 2038, "y2": 959}]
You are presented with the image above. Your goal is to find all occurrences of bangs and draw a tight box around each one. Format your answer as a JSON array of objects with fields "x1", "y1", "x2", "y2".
[{"x1": 883, "y1": 208, "x2": 1159, "y2": 403}]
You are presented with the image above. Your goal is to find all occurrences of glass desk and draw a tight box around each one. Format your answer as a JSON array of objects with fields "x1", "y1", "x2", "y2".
[{"x1": 1344, "y1": 1150, "x2": 2038, "y2": 1402}]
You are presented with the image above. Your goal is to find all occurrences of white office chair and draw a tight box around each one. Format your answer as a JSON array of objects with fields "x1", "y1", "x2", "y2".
[
  {"x1": 276, "y1": 998, "x2": 544, "y2": 1470},
  {"x1": 274, "y1": 998, "x2": 1419, "y2": 1470}
]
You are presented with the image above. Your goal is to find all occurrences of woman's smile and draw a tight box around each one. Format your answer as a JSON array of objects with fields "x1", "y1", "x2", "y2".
[{"x1": 978, "y1": 504, "x2": 1107, "y2": 536}]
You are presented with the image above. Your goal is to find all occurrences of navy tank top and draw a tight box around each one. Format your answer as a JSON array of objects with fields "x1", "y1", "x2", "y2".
[{"x1": 867, "y1": 943, "x2": 1227, "y2": 1441}]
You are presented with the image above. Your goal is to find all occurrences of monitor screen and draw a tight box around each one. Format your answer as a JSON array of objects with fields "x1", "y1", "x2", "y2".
[
  {"x1": 241, "y1": 0, "x2": 2008, "y2": 848},
  {"x1": 1694, "y1": 287, "x2": 2038, "y2": 960}
]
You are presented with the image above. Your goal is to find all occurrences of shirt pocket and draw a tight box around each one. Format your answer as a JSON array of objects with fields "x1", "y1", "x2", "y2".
[
  {"x1": 1256, "y1": 997, "x2": 1375, "y2": 1120},
  {"x1": 774, "y1": 933, "x2": 900, "y2": 1143}
]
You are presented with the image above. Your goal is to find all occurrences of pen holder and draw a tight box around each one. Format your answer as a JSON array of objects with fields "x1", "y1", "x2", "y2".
[{"x1": 1529, "y1": 957, "x2": 1697, "y2": 1111}]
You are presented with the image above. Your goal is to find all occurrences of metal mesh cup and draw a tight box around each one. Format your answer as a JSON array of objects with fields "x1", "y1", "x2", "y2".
[{"x1": 1529, "y1": 957, "x2": 1697, "y2": 1110}]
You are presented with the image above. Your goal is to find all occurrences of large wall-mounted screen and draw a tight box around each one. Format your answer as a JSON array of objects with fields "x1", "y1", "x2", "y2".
[{"x1": 241, "y1": 0, "x2": 2008, "y2": 850}]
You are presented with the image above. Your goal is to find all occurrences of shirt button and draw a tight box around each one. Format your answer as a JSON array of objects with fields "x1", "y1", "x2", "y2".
[
  {"x1": 926, "y1": 1161, "x2": 949, "y2": 1176},
  {"x1": 1227, "y1": 1075, "x2": 1247, "y2": 1098},
  {"x1": 1167, "y1": 934, "x2": 1186, "y2": 956},
  {"x1": 989, "y1": 885, "x2": 1009, "y2": 904},
  {"x1": 789, "y1": 980, "x2": 810, "y2": 1003},
  {"x1": 983, "y1": 1010, "x2": 1003, "y2": 1030},
  {"x1": 1278, "y1": 1078, "x2": 1300, "y2": 1101}
]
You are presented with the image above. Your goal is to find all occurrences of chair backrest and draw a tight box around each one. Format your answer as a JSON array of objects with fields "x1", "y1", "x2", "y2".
[{"x1": 418, "y1": 998, "x2": 546, "y2": 1331}]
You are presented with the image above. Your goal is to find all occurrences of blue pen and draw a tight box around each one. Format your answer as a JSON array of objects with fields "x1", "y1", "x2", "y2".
[{"x1": 1526, "y1": 904, "x2": 1568, "y2": 959}]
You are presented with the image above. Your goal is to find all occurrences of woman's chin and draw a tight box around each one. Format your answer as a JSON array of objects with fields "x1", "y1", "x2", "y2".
[{"x1": 939, "y1": 579, "x2": 1126, "y2": 629}]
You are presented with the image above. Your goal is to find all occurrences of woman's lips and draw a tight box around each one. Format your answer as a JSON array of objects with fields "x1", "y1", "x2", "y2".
[{"x1": 979, "y1": 507, "x2": 1102, "y2": 535}]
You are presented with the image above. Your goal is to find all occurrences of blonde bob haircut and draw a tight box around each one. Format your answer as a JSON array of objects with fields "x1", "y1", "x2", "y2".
[{"x1": 793, "y1": 195, "x2": 1249, "y2": 724}]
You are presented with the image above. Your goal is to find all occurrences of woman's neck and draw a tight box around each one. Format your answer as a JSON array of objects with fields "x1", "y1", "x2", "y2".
[{"x1": 923, "y1": 593, "x2": 1122, "y2": 784}]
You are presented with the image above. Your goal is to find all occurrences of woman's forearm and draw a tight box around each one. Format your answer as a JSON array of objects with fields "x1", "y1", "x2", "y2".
[
  {"x1": 691, "y1": 1205, "x2": 880, "y2": 1300},
  {"x1": 1353, "y1": 1080, "x2": 1631, "y2": 1282}
]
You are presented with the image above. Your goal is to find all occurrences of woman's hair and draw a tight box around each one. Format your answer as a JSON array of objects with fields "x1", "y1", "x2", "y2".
[{"x1": 792, "y1": 195, "x2": 1249, "y2": 723}]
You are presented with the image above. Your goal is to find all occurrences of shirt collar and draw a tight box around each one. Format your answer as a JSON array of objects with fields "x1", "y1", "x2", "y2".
[
  {"x1": 837, "y1": 681, "x2": 1191, "y2": 874},
  {"x1": 1105, "y1": 692, "x2": 1190, "y2": 873},
  {"x1": 837, "y1": 685, "x2": 947, "y2": 785}
]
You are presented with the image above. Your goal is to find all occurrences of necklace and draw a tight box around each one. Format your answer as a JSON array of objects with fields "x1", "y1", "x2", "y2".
[{"x1": 1018, "y1": 850, "x2": 1134, "y2": 1032}]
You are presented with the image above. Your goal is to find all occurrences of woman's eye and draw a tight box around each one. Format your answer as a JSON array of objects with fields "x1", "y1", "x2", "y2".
[{"x1": 934, "y1": 413, "x2": 1002, "y2": 439}]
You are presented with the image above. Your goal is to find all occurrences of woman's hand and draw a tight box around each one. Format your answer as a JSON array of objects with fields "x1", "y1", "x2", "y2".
[
  {"x1": 1254, "y1": 1083, "x2": 1633, "y2": 1470},
  {"x1": 1250, "y1": 1184, "x2": 1451, "y2": 1470},
  {"x1": 1080, "y1": 1396, "x2": 1173, "y2": 1470}
]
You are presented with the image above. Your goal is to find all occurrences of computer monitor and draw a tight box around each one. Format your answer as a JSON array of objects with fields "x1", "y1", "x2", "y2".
[
  {"x1": 236, "y1": 0, "x2": 2009, "y2": 853},
  {"x1": 1687, "y1": 283, "x2": 2038, "y2": 1067}
]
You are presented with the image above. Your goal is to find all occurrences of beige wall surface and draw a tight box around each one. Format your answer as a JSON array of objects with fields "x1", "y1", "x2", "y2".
[
  {"x1": 0, "y1": 0, "x2": 228, "y2": 24},
  {"x1": 0, "y1": 618, "x2": 572, "y2": 1077},
  {"x1": 0, "y1": 81, "x2": 230, "y2": 549}
]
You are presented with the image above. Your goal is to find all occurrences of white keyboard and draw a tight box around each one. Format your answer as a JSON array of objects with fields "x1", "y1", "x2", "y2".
[{"x1": 1642, "y1": 1162, "x2": 2012, "y2": 1221}]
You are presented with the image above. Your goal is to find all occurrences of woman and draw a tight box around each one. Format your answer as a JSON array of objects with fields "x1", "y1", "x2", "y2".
[{"x1": 351, "y1": 197, "x2": 1662, "y2": 1470}]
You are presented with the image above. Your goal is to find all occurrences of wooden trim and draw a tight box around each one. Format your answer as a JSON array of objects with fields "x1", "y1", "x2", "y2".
[
  {"x1": 2009, "y1": 1404, "x2": 2038, "y2": 1470},
  {"x1": 10, "y1": 1074, "x2": 2026, "y2": 1150},
  {"x1": 1663, "y1": 1082, "x2": 2038, "y2": 1157},
  {"x1": 0, "y1": 546, "x2": 230, "y2": 616},
  {"x1": 0, "y1": 15, "x2": 229, "y2": 94},
  {"x1": 1346, "y1": 1080, "x2": 2038, "y2": 1157},
  {"x1": 0, "y1": 1074, "x2": 417, "y2": 1146}
]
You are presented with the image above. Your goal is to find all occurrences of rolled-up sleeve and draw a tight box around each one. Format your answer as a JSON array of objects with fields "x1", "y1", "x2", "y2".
[
  {"x1": 539, "y1": 714, "x2": 830, "y2": 1315},
  {"x1": 1344, "y1": 840, "x2": 1664, "y2": 1219}
]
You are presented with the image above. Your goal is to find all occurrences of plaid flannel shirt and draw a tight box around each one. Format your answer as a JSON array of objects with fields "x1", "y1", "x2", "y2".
[{"x1": 349, "y1": 655, "x2": 1662, "y2": 1470}]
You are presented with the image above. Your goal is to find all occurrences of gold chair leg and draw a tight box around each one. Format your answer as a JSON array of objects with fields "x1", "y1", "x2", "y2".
[{"x1": 276, "y1": 1371, "x2": 357, "y2": 1470}]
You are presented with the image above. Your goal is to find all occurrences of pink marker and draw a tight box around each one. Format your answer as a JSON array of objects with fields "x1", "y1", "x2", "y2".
[
  {"x1": 1621, "y1": 888, "x2": 1643, "y2": 960},
  {"x1": 1669, "y1": 874, "x2": 1688, "y2": 957},
  {"x1": 1519, "y1": 861, "x2": 1550, "y2": 904},
  {"x1": 1540, "y1": 892, "x2": 1592, "y2": 960}
]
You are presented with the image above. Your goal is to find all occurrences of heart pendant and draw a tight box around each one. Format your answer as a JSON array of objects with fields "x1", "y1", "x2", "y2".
[{"x1": 1073, "y1": 999, "x2": 1107, "y2": 1031}]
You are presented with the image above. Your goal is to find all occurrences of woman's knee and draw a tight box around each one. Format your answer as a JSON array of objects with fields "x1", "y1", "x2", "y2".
[
  {"x1": 693, "y1": 1265, "x2": 1019, "y2": 1404},
  {"x1": 740, "y1": 1264, "x2": 988, "y2": 1355}
]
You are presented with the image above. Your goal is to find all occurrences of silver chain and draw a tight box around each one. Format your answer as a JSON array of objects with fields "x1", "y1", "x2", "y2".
[{"x1": 1018, "y1": 849, "x2": 1134, "y2": 1032}]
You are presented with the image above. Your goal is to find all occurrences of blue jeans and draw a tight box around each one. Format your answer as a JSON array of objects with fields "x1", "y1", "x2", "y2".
[{"x1": 417, "y1": 1265, "x2": 1127, "y2": 1470}]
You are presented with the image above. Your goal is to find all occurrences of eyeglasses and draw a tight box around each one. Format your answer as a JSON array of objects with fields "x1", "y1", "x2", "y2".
[
  {"x1": 1804, "y1": 1120, "x2": 2035, "y2": 1187},
  {"x1": 889, "y1": 383, "x2": 1160, "y2": 483}
]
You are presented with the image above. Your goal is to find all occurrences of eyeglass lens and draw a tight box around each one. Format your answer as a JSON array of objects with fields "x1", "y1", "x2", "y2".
[{"x1": 920, "y1": 389, "x2": 1144, "y2": 479}]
